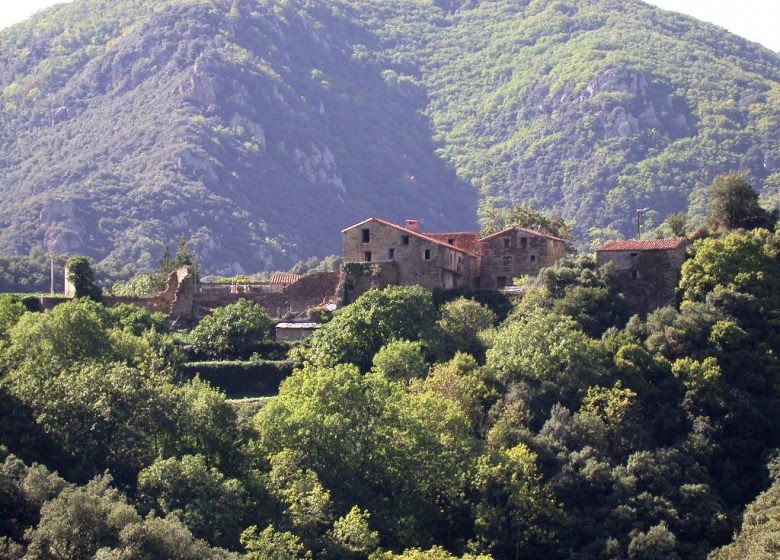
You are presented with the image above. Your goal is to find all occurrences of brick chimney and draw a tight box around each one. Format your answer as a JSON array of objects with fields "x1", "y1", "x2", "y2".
[{"x1": 405, "y1": 219, "x2": 421, "y2": 233}]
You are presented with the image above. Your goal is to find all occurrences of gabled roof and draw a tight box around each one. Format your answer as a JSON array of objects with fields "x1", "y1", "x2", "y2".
[
  {"x1": 479, "y1": 226, "x2": 567, "y2": 243},
  {"x1": 597, "y1": 238, "x2": 688, "y2": 252},
  {"x1": 342, "y1": 217, "x2": 478, "y2": 257}
]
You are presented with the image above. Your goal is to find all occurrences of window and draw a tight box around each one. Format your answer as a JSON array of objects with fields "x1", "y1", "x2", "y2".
[
  {"x1": 630, "y1": 252, "x2": 638, "y2": 258},
  {"x1": 423, "y1": 249, "x2": 431, "y2": 261},
  {"x1": 503, "y1": 238, "x2": 510, "y2": 250},
  {"x1": 402, "y1": 235, "x2": 410, "y2": 245},
  {"x1": 447, "y1": 238, "x2": 455, "y2": 245},
  {"x1": 631, "y1": 270, "x2": 639, "y2": 279},
  {"x1": 520, "y1": 237, "x2": 528, "y2": 249},
  {"x1": 364, "y1": 251, "x2": 372, "y2": 262},
  {"x1": 361, "y1": 229, "x2": 370, "y2": 243},
  {"x1": 388, "y1": 248, "x2": 395, "y2": 260},
  {"x1": 496, "y1": 276, "x2": 507, "y2": 288},
  {"x1": 502, "y1": 256, "x2": 513, "y2": 270},
  {"x1": 530, "y1": 255, "x2": 536, "y2": 262}
]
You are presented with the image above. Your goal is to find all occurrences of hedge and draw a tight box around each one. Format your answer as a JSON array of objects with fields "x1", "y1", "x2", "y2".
[{"x1": 179, "y1": 359, "x2": 292, "y2": 397}]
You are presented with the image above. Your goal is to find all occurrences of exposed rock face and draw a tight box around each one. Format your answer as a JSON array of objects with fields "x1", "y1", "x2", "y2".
[{"x1": 0, "y1": 0, "x2": 778, "y2": 271}]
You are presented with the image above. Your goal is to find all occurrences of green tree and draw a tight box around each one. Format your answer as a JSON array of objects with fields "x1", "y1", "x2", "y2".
[
  {"x1": 709, "y1": 479, "x2": 780, "y2": 560},
  {"x1": 241, "y1": 525, "x2": 312, "y2": 560},
  {"x1": 137, "y1": 454, "x2": 247, "y2": 548},
  {"x1": 24, "y1": 475, "x2": 138, "y2": 560},
  {"x1": 265, "y1": 449, "x2": 333, "y2": 544},
  {"x1": 0, "y1": 296, "x2": 25, "y2": 346},
  {"x1": 371, "y1": 339, "x2": 428, "y2": 382},
  {"x1": 708, "y1": 173, "x2": 774, "y2": 230},
  {"x1": 306, "y1": 286, "x2": 437, "y2": 370},
  {"x1": 434, "y1": 298, "x2": 495, "y2": 361},
  {"x1": 189, "y1": 299, "x2": 273, "y2": 359},
  {"x1": 253, "y1": 364, "x2": 477, "y2": 546},
  {"x1": 3, "y1": 298, "x2": 114, "y2": 377},
  {"x1": 480, "y1": 201, "x2": 572, "y2": 241},
  {"x1": 679, "y1": 229, "x2": 780, "y2": 310},
  {"x1": 627, "y1": 522, "x2": 680, "y2": 560},
  {"x1": 486, "y1": 309, "x2": 603, "y2": 389},
  {"x1": 473, "y1": 444, "x2": 558, "y2": 560},
  {"x1": 65, "y1": 256, "x2": 101, "y2": 300},
  {"x1": 330, "y1": 506, "x2": 380, "y2": 558}
]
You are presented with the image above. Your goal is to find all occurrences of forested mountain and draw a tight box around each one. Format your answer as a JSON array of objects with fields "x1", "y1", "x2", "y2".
[{"x1": 0, "y1": 0, "x2": 779, "y2": 273}]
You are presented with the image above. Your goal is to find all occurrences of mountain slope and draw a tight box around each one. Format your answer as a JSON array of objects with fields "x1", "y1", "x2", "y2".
[{"x1": 0, "y1": 0, "x2": 778, "y2": 273}]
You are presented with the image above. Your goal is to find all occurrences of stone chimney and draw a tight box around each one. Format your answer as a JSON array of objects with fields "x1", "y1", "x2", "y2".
[{"x1": 405, "y1": 219, "x2": 421, "y2": 233}]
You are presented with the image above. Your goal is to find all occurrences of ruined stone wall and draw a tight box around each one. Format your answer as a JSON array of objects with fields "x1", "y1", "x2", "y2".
[
  {"x1": 479, "y1": 230, "x2": 566, "y2": 289},
  {"x1": 102, "y1": 266, "x2": 189, "y2": 315},
  {"x1": 193, "y1": 271, "x2": 341, "y2": 319},
  {"x1": 596, "y1": 245, "x2": 687, "y2": 316}
]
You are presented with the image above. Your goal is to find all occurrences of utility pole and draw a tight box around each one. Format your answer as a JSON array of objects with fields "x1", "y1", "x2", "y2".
[{"x1": 636, "y1": 208, "x2": 650, "y2": 240}]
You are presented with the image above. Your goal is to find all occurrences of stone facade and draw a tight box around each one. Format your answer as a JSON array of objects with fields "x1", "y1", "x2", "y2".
[
  {"x1": 342, "y1": 218, "x2": 567, "y2": 292},
  {"x1": 342, "y1": 218, "x2": 477, "y2": 291},
  {"x1": 478, "y1": 227, "x2": 567, "y2": 289},
  {"x1": 596, "y1": 238, "x2": 688, "y2": 317}
]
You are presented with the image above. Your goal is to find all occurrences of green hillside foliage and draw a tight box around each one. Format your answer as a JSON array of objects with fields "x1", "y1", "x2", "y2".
[
  {"x1": 3, "y1": 216, "x2": 780, "y2": 557},
  {"x1": 0, "y1": 0, "x2": 778, "y2": 274}
]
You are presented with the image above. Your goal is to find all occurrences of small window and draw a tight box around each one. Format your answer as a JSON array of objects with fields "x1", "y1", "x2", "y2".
[
  {"x1": 631, "y1": 270, "x2": 639, "y2": 279},
  {"x1": 502, "y1": 256, "x2": 512, "y2": 270},
  {"x1": 503, "y1": 238, "x2": 510, "y2": 250},
  {"x1": 447, "y1": 238, "x2": 455, "y2": 245},
  {"x1": 361, "y1": 229, "x2": 370, "y2": 243},
  {"x1": 520, "y1": 237, "x2": 528, "y2": 248},
  {"x1": 388, "y1": 248, "x2": 395, "y2": 260},
  {"x1": 630, "y1": 252, "x2": 638, "y2": 258},
  {"x1": 496, "y1": 276, "x2": 507, "y2": 288},
  {"x1": 423, "y1": 249, "x2": 431, "y2": 261},
  {"x1": 530, "y1": 255, "x2": 536, "y2": 262},
  {"x1": 364, "y1": 251, "x2": 372, "y2": 262},
  {"x1": 402, "y1": 235, "x2": 410, "y2": 245}
]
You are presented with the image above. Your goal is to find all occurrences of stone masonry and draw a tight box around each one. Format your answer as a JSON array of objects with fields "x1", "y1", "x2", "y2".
[
  {"x1": 596, "y1": 238, "x2": 687, "y2": 317},
  {"x1": 478, "y1": 227, "x2": 567, "y2": 289}
]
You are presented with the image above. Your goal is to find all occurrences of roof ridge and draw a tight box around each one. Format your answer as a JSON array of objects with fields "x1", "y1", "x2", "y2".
[{"x1": 343, "y1": 217, "x2": 478, "y2": 256}]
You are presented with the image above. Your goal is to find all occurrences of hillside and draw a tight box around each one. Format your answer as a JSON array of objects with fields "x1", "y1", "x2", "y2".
[{"x1": 0, "y1": 0, "x2": 778, "y2": 273}]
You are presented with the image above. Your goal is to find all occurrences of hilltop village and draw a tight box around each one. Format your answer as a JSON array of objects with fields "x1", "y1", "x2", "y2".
[{"x1": 74, "y1": 216, "x2": 690, "y2": 330}]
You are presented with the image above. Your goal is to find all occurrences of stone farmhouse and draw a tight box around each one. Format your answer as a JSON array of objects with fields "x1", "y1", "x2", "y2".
[
  {"x1": 341, "y1": 217, "x2": 568, "y2": 291},
  {"x1": 49, "y1": 218, "x2": 688, "y2": 325},
  {"x1": 596, "y1": 237, "x2": 688, "y2": 316}
]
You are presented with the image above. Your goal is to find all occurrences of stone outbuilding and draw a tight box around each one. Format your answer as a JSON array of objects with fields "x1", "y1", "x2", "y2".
[{"x1": 596, "y1": 237, "x2": 688, "y2": 316}]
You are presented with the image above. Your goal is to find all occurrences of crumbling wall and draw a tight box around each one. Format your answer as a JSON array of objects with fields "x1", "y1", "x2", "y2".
[
  {"x1": 192, "y1": 271, "x2": 341, "y2": 319},
  {"x1": 103, "y1": 266, "x2": 192, "y2": 316}
]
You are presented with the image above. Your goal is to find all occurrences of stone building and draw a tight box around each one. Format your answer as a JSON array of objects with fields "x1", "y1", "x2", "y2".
[
  {"x1": 342, "y1": 217, "x2": 567, "y2": 291},
  {"x1": 477, "y1": 227, "x2": 568, "y2": 289},
  {"x1": 596, "y1": 238, "x2": 688, "y2": 316},
  {"x1": 342, "y1": 218, "x2": 478, "y2": 290}
]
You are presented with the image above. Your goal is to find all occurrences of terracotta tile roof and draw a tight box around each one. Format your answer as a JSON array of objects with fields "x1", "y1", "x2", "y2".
[
  {"x1": 479, "y1": 226, "x2": 567, "y2": 243},
  {"x1": 425, "y1": 232, "x2": 482, "y2": 256},
  {"x1": 597, "y1": 238, "x2": 688, "y2": 252},
  {"x1": 342, "y1": 217, "x2": 478, "y2": 257},
  {"x1": 270, "y1": 274, "x2": 302, "y2": 284}
]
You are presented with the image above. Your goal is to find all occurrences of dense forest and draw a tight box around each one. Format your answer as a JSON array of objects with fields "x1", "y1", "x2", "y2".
[
  {"x1": 2, "y1": 178, "x2": 780, "y2": 558},
  {"x1": 0, "y1": 0, "x2": 779, "y2": 273}
]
